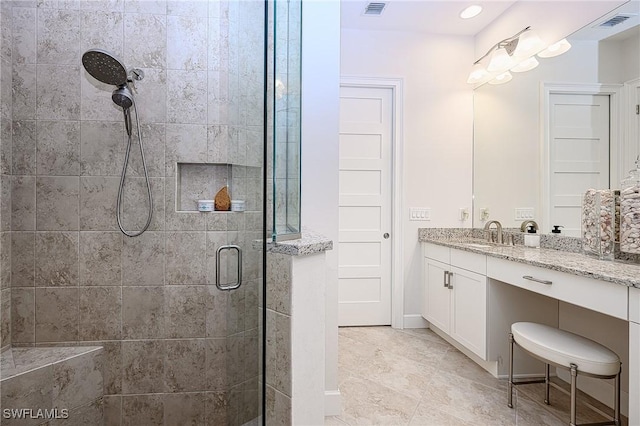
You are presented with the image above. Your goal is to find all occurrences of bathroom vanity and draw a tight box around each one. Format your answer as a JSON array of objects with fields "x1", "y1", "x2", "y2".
[{"x1": 419, "y1": 233, "x2": 640, "y2": 423}]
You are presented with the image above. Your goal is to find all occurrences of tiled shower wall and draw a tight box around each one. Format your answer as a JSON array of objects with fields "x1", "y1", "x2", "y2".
[
  {"x1": 264, "y1": 253, "x2": 292, "y2": 425},
  {"x1": 6, "y1": 0, "x2": 264, "y2": 424},
  {"x1": 1, "y1": 0, "x2": 14, "y2": 352}
]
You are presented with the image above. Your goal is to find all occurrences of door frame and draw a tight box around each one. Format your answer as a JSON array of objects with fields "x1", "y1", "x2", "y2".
[
  {"x1": 623, "y1": 77, "x2": 640, "y2": 176},
  {"x1": 540, "y1": 82, "x2": 622, "y2": 232},
  {"x1": 340, "y1": 76, "x2": 405, "y2": 328}
]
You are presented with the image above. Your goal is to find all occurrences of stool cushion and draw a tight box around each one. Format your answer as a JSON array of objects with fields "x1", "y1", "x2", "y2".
[{"x1": 511, "y1": 322, "x2": 620, "y2": 377}]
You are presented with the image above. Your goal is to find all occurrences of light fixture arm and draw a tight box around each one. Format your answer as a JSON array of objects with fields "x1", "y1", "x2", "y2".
[{"x1": 473, "y1": 26, "x2": 531, "y2": 65}]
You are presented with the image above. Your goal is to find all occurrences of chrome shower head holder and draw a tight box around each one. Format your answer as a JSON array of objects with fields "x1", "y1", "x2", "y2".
[{"x1": 129, "y1": 68, "x2": 144, "y2": 82}]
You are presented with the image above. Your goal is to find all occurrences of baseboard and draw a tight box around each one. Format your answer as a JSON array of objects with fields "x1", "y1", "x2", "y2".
[
  {"x1": 403, "y1": 314, "x2": 428, "y2": 329},
  {"x1": 324, "y1": 389, "x2": 342, "y2": 417}
]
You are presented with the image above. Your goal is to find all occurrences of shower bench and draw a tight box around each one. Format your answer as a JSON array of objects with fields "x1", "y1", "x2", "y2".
[{"x1": 0, "y1": 346, "x2": 103, "y2": 425}]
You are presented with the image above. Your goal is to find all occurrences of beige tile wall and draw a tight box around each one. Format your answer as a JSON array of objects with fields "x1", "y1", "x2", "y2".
[
  {"x1": 6, "y1": 0, "x2": 264, "y2": 424},
  {"x1": 1, "y1": 0, "x2": 14, "y2": 352}
]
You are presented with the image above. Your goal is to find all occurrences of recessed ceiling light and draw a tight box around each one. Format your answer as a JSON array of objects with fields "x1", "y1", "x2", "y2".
[{"x1": 460, "y1": 4, "x2": 482, "y2": 19}]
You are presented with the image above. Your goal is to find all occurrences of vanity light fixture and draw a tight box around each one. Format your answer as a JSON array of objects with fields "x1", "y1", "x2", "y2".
[
  {"x1": 537, "y1": 38, "x2": 572, "y2": 58},
  {"x1": 460, "y1": 4, "x2": 482, "y2": 19},
  {"x1": 467, "y1": 27, "x2": 570, "y2": 86},
  {"x1": 468, "y1": 27, "x2": 533, "y2": 84}
]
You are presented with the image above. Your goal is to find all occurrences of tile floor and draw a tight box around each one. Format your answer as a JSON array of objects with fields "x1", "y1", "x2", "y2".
[{"x1": 325, "y1": 326, "x2": 624, "y2": 426}]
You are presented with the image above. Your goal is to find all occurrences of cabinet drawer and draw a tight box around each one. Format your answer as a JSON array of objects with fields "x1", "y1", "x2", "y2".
[
  {"x1": 631, "y1": 287, "x2": 640, "y2": 324},
  {"x1": 451, "y1": 248, "x2": 486, "y2": 275},
  {"x1": 487, "y1": 257, "x2": 628, "y2": 320},
  {"x1": 424, "y1": 243, "x2": 450, "y2": 264}
]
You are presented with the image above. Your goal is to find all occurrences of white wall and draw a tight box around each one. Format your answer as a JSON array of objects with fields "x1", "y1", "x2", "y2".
[
  {"x1": 300, "y1": 0, "x2": 341, "y2": 416},
  {"x1": 599, "y1": 34, "x2": 640, "y2": 84},
  {"x1": 341, "y1": 29, "x2": 474, "y2": 324}
]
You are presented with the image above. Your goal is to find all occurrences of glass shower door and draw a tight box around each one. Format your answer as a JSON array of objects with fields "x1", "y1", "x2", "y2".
[{"x1": 210, "y1": 0, "x2": 265, "y2": 424}]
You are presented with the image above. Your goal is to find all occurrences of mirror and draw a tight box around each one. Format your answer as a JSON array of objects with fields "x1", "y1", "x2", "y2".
[{"x1": 473, "y1": 1, "x2": 640, "y2": 236}]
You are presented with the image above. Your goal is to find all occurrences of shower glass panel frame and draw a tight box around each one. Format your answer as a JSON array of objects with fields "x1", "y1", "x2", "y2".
[{"x1": 271, "y1": 0, "x2": 302, "y2": 242}]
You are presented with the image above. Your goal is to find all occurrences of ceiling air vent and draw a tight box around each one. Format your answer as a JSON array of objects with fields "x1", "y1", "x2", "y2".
[
  {"x1": 363, "y1": 2, "x2": 386, "y2": 16},
  {"x1": 598, "y1": 14, "x2": 632, "y2": 27}
]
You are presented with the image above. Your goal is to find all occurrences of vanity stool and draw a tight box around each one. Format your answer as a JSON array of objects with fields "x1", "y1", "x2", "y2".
[{"x1": 507, "y1": 322, "x2": 621, "y2": 426}]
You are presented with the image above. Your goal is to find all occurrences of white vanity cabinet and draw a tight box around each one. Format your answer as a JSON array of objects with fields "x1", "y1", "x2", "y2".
[{"x1": 422, "y1": 243, "x2": 487, "y2": 359}]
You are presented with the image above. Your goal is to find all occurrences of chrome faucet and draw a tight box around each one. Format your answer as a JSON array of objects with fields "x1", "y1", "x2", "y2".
[
  {"x1": 484, "y1": 220, "x2": 503, "y2": 244},
  {"x1": 520, "y1": 220, "x2": 539, "y2": 233}
]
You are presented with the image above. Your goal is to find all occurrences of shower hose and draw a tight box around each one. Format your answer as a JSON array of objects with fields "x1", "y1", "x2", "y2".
[{"x1": 117, "y1": 94, "x2": 153, "y2": 237}]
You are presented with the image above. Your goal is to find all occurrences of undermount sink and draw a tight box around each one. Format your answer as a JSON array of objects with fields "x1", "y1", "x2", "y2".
[{"x1": 462, "y1": 243, "x2": 492, "y2": 249}]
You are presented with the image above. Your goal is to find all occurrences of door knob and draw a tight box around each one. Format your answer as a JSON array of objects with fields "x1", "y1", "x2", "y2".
[{"x1": 383, "y1": 233, "x2": 390, "y2": 239}]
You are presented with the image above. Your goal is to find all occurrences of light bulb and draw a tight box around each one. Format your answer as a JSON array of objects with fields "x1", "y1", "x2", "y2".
[
  {"x1": 489, "y1": 71, "x2": 512, "y2": 85},
  {"x1": 467, "y1": 63, "x2": 490, "y2": 84},
  {"x1": 487, "y1": 47, "x2": 515, "y2": 73},
  {"x1": 511, "y1": 56, "x2": 539, "y2": 73},
  {"x1": 513, "y1": 29, "x2": 544, "y2": 59},
  {"x1": 537, "y1": 39, "x2": 572, "y2": 58}
]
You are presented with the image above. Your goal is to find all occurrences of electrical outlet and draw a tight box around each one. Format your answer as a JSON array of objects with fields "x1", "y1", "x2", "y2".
[
  {"x1": 459, "y1": 207, "x2": 469, "y2": 221},
  {"x1": 410, "y1": 208, "x2": 431, "y2": 221},
  {"x1": 480, "y1": 208, "x2": 490, "y2": 221},
  {"x1": 515, "y1": 208, "x2": 534, "y2": 220}
]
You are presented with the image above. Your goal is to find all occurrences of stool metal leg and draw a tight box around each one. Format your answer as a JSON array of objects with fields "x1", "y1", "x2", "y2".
[
  {"x1": 614, "y1": 366, "x2": 621, "y2": 426},
  {"x1": 544, "y1": 363, "x2": 550, "y2": 405},
  {"x1": 570, "y1": 363, "x2": 578, "y2": 426},
  {"x1": 508, "y1": 333, "x2": 514, "y2": 409}
]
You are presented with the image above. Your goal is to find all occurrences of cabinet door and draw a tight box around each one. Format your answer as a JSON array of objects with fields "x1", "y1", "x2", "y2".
[
  {"x1": 450, "y1": 266, "x2": 487, "y2": 359},
  {"x1": 423, "y1": 258, "x2": 450, "y2": 333}
]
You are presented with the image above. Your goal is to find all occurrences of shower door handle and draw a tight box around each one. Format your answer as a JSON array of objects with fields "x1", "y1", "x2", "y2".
[{"x1": 215, "y1": 245, "x2": 242, "y2": 291}]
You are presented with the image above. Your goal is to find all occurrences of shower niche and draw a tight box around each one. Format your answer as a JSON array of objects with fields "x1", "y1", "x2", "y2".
[{"x1": 175, "y1": 162, "x2": 260, "y2": 212}]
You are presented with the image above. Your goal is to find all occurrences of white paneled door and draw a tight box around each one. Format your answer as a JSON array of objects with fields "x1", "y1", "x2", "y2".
[
  {"x1": 549, "y1": 93, "x2": 610, "y2": 236},
  {"x1": 338, "y1": 85, "x2": 392, "y2": 326}
]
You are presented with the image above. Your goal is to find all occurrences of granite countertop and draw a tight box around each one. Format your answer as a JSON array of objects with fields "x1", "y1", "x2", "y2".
[
  {"x1": 266, "y1": 229, "x2": 333, "y2": 256},
  {"x1": 420, "y1": 235, "x2": 640, "y2": 289}
]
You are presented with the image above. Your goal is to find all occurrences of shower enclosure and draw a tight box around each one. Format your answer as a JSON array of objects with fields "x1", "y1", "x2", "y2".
[{"x1": 0, "y1": 0, "x2": 301, "y2": 424}]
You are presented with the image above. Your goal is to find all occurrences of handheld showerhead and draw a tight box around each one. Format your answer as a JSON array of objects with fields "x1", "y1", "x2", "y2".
[
  {"x1": 82, "y1": 49, "x2": 128, "y2": 86},
  {"x1": 82, "y1": 48, "x2": 152, "y2": 238},
  {"x1": 112, "y1": 85, "x2": 133, "y2": 110}
]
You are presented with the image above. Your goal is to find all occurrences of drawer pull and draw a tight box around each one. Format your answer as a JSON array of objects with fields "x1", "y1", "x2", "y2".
[{"x1": 523, "y1": 275, "x2": 552, "y2": 285}]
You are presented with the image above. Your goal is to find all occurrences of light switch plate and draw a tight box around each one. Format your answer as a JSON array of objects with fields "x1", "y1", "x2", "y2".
[
  {"x1": 515, "y1": 208, "x2": 535, "y2": 220},
  {"x1": 410, "y1": 208, "x2": 431, "y2": 221}
]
